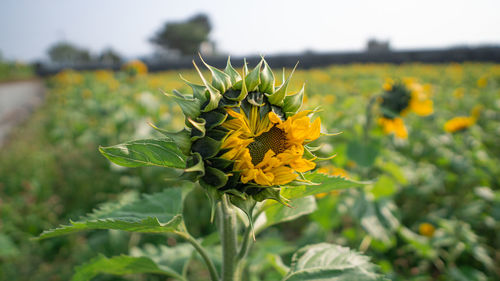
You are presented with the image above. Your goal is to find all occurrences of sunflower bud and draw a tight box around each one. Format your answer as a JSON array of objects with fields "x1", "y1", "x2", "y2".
[{"x1": 154, "y1": 57, "x2": 323, "y2": 204}]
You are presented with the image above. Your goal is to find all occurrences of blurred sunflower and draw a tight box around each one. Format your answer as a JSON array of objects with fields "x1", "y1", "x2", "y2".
[
  {"x1": 418, "y1": 222, "x2": 435, "y2": 237},
  {"x1": 378, "y1": 117, "x2": 408, "y2": 139},
  {"x1": 444, "y1": 105, "x2": 481, "y2": 133},
  {"x1": 122, "y1": 60, "x2": 148, "y2": 76},
  {"x1": 153, "y1": 57, "x2": 327, "y2": 201},
  {"x1": 378, "y1": 78, "x2": 433, "y2": 139}
]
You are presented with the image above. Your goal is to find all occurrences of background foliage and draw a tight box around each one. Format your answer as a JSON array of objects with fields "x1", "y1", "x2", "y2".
[
  {"x1": 0, "y1": 56, "x2": 33, "y2": 82},
  {"x1": 0, "y1": 63, "x2": 499, "y2": 280}
]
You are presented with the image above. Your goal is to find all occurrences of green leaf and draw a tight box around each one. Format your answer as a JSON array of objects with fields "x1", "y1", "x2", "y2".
[
  {"x1": 348, "y1": 192, "x2": 400, "y2": 244},
  {"x1": 37, "y1": 187, "x2": 190, "y2": 239},
  {"x1": 255, "y1": 196, "x2": 316, "y2": 234},
  {"x1": 71, "y1": 254, "x2": 185, "y2": 281},
  {"x1": 370, "y1": 175, "x2": 396, "y2": 199},
  {"x1": 0, "y1": 233, "x2": 19, "y2": 258},
  {"x1": 398, "y1": 227, "x2": 437, "y2": 259},
  {"x1": 224, "y1": 57, "x2": 241, "y2": 85},
  {"x1": 259, "y1": 58, "x2": 275, "y2": 94},
  {"x1": 130, "y1": 243, "x2": 194, "y2": 278},
  {"x1": 347, "y1": 140, "x2": 380, "y2": 167},
  {"x1": 200, "y1": 55, "x2": 232, "y2": 93},
  {"x1": 224, "y1": 89, "x2": 247, "y2": 101},
  {"x1": 149, "y1": 124, "x2": 191, "y2": 155},
  {"x1": 162, "y1": 89, "x2": 201, "y2": 119},
  {"x1": 181, "y1": 152, "x2": 205, "y2": 181},
  {"x1": 199, "y1": 109, "x2": 228, "y2": 130},
  {"x1": 378, "y1": 162, "x2": 407, "y2": 184},
  {"x1": 99, "y1": 139, "x2": 186, "y2": 169},
  {"x1": 206, "y1": 127, "x2": 230, "y2": 142},
  {"x1": 202, "y1": 166, "x2": 229, "y2": 188},
  {"x1": 282, "y1": 84, "x2": 305, "y2": 116},
  {"x1": 267, "y1": 254, "x2": 290, "y2": 277},
  {"x1": 191, "y1": 136, "x2": 221, "y2": 159},
  {"x1": 188, "y1": 117, "x2": 206, "y2": 141},
  {"x1": 199, "y1": 183, "x2": 222, "y2": 223},
  {"x1": 230, "y1": 196, "x2": 256, "y2": 235},
  {"x1": 283, "y1": 243, "x2": 384, "y2": 281},
  {"x1": 192, "y1": 61, "x2": 222, "y2": 112},
  {"x1": 180, "y1": 75, "x2": 207, "y2": 103},
  {"x1": 267, "y1": 62, "x2": 297, "y2": 106},
  {"x1": 247, "y1": 91, "x2": 265, "y2": 106},
  {"x1": 253, "y1": 187, "x2": 289, "y2": 205},
  {"x1": 281, "y1": 172, "x2": 365, "y2": 199},
  {"x1": 448, "y1": 266, "x2": 488, "y2": 281},
  {"x1": 245, "y1": 60, "x2": 262, "y2": 92}
]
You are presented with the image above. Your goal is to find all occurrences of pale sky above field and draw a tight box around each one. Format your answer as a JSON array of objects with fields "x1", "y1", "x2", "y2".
[{"x1": 1, "y1": 0, "x2": 499, "y2": 62}]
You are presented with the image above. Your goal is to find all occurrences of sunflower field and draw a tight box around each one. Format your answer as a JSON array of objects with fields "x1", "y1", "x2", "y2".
[{"x1": 0, "y1": 61, "x2": 499, "y2": 281}]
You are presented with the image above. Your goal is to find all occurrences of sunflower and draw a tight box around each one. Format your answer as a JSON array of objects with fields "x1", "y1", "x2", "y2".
[
  {"x1": 380, "y1": 77, "x2": 433, "y2": 118},
  {"x1": 444, "y1": 117, "x2": 475, "y2": 133},
  {"x1": 443, "y1": 105, "x2": 481, "y2": 133},
  {"x1": 153, "y1": 57, "x2": 326, "y2": 202},
  {"x1": 122, "y1": 59, "x2": 148, "y2": 76},
  {"x1": 378, "y1": 117, "x2": 408, "y2": 139},
  {"x1": 378, "y1": 78, "x2": 432, "y2": 139},
  {"x1": 221, "y1": 107, "x2": 320, "y2": 186}
]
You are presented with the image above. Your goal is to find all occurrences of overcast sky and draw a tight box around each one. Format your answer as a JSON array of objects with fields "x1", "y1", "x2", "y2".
[{"x1": 1, "y1": 0, "x2": 499, "y2": 62}]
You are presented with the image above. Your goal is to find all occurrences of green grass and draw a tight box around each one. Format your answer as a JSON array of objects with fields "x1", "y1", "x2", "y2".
[{"x1": 0, "y1": 60, "x2": 34, "y2": 82}]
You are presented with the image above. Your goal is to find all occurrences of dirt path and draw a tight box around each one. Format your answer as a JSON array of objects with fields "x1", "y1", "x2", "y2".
[{"x1": 0, "y1": 79, "x2": 45, "y2": 146}]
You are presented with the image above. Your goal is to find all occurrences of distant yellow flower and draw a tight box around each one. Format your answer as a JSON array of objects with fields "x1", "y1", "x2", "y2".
[
  {"x1": 405, "y1": 79, "x2": 433, "y2": 117},
  {"x1": 54, "y1": 69, "x2": 83, "y2": 85},
  {"x1": 453, "y1": 88, "x2": 465, "y2": 99},
  {"x1": 309, "y1": 69, "x2": 330, "y2": 83},
  {"x1": 381, "y1": 77, "x2": 433, "y2": 118},
  {"x1": 122, "y1": 60, "x2": 148, "y2": 76},
  {"x1": 444, "y1": 105, "x2": 481, "y2": 133},
  {"x1": 82, "y1": 89, "x2": 92, "y2": 99},
  {"x1": 419, "y1": 223, "x2": 435, "y2": 237},
  {"x1": 95, "y1": 70, "x2": 119, "y2": 90},
  {"x1": 378, "y1": 117, "x2": 408, "y2": 139},
  {"x1": 315, "y1": 166, "x2": 348, "y2": 198},
  {"x1": 323, "y1": 94, "x2": 336, "y2": 104},
  {"x1": 382, "y1": 78, "x2": 394, "y2": 91},
  {"x1": 477, "y1": 77, "x2": 488, "y2": 88},
  {"x1": 444, "y1": 116, "x2": 475, "y2": 133},
  {"x1": 317, "y1": 166, "x2": 349, "y2": 179},
  {"x1": 95, "y1": 70, "x2": 114, "y2": 82},
  {"x1": 346, "y1": 160, "x2": 357, "y2": 169},
  {"x1": 408, "y1": 90, "x2": 433, "y2": 116}
]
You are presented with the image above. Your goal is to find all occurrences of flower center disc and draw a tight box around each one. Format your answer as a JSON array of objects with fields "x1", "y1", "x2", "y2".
[{"x1": 247, "y1": 126, "x2": 286, "y2": 165}]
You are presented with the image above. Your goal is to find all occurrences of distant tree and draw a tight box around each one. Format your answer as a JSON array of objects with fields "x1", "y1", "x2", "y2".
[
  {"x1": 366, "y1": 39, "x2": 391, "y2": 53},
  {"x1": 99, "y1": 48, "x2": 122, "y2": 65},
  {"x1": 150, "y1": 13, "x2": 212, "y2": 56},
  {"x1": 48, "y1": 42, "x2": 91, "y2": 64}
]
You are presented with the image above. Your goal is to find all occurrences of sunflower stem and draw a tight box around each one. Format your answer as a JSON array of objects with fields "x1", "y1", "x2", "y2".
[
  {"x1": 218, "y1": 194, "x2": 239, "y2": 281},
  {"x1": 364, "y1": 95, "x2": 378, "y2": 140},
  {"x1": 174, "y1": 225, "x2": 219, "y2": 281},
  {"x1": 237, "y1": 223, "x2": 253, "y2": 260}
]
